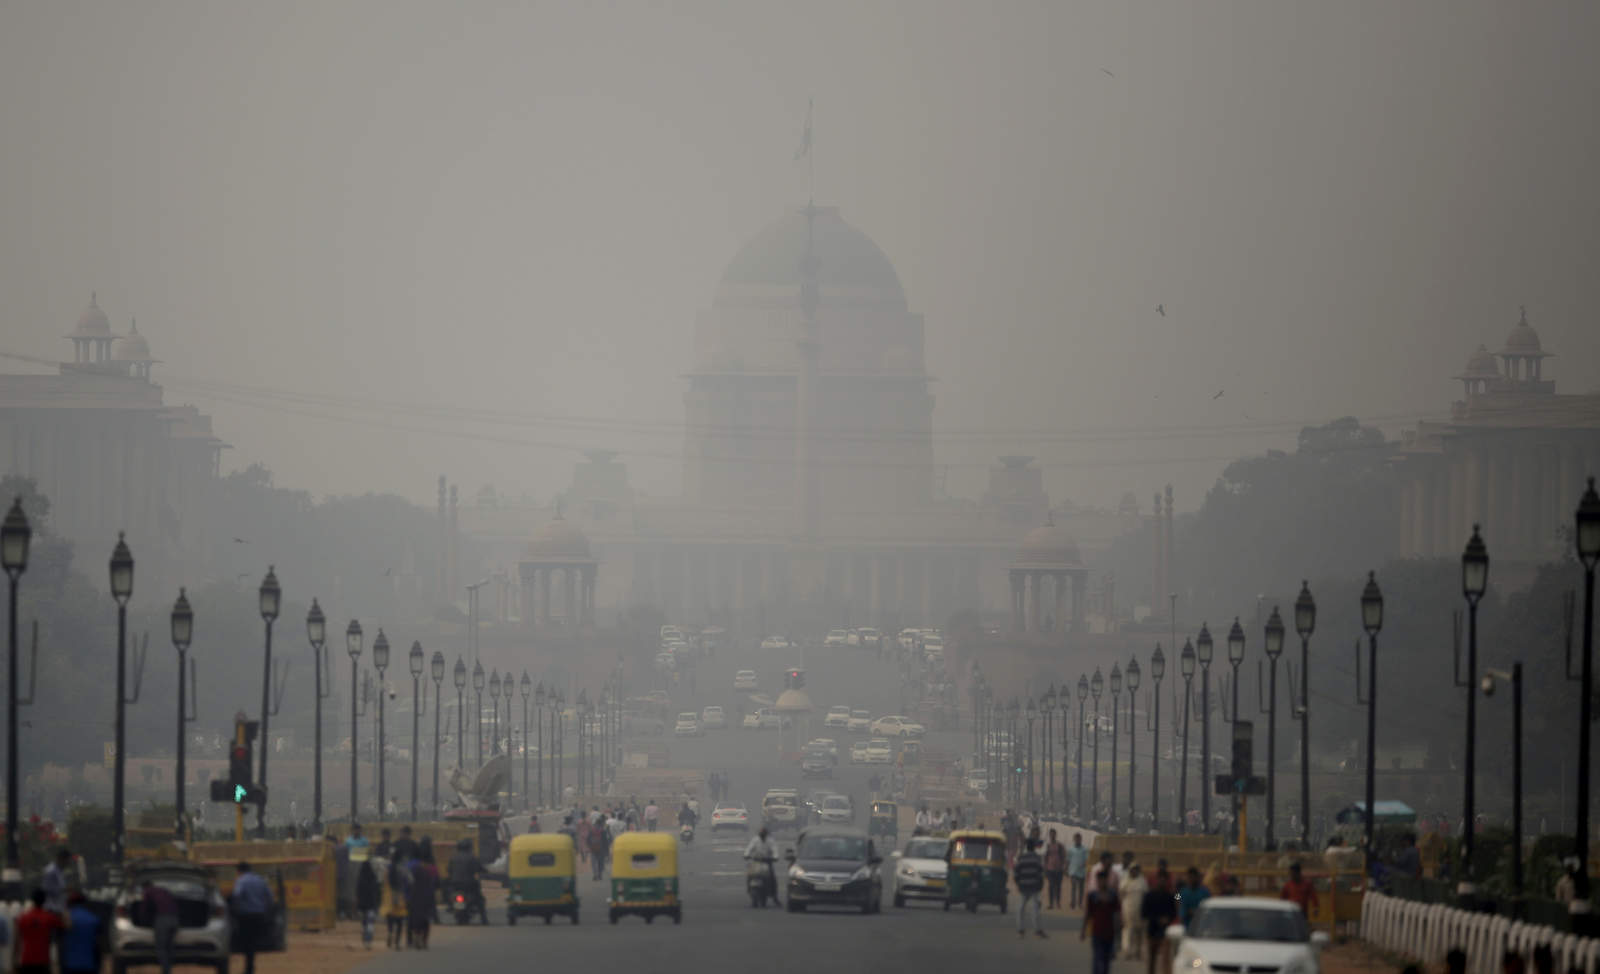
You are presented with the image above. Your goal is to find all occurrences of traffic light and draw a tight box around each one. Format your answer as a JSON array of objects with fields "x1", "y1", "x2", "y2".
[
  {"x1": 785, "y1": 669, "x2": 805, "y2": 690},
  {"x1": 1230, "y1": 720, "x2": 1253, "y2": 784},
  {"x1": 209, "y1": 718, "x2": 263, "y2": 805}
]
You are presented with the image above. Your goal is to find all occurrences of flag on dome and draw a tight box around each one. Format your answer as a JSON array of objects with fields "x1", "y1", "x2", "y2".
[{"x1": 794, "y1": 98, "x2": 812, "y2": 161}]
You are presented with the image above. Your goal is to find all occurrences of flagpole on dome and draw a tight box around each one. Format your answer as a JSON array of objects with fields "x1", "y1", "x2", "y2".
[{"x1": 795, "y1": 97, "x2": 813, "y2": 205}]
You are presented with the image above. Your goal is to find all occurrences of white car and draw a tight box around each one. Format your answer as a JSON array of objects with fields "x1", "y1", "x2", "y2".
[
  {"x1": 856, "y1": 627, "x2": 882, "y2": 646},
  {"x1": 654, "y1": 652, "x2": 676, "y2": 670},
  {"x1": 734, "y1": 669, "x2": 758, "y2": 690},
  {"x1": 757, "y1": 709, "x2": 786, "y2": 729},
  {"x1": 870, "y1": 716, "x2": 925, "y2": 737},
  {"x1": 847, "y1": 710, "x2": 872, "y2": 734},
  {"x1": 922, "y1": 635, "x2": 945, "y2": 660},
  {"x1": 898, "y1": 629, "x2": 920, "y2": 649},
  {"x1": 660, "y1": 625, "x2": 684, "y2": 642},
  {"x1": 845, "y1": 629, "x2": 862, "y2": 646},
  {"x1": 849, "y1": 741, "x2": 870, "y2": 764},
  {"x1": 865, "y1": 739, "x2": 894, "y2": 764},
  {"x1": 823, "y1": 705, "x2": 851, "y2": 728},
  {"x1": 807, "y1": 738, "x2": 839, "y2": 759},
  {"x1": 710, "y1": 801, "x2": 750, "y2": 831},
  {"x1": 890, "y1": 835, "x2": 950, "y2": 907},
  {"x1": 824, "y1": 629, "x2": 849, "y2": 647},
  {"x1": 701, "y1": 705, "x2": 726, "y2": 730},
  {"x1": 760, "y1": 635, "x2": 791, "y2": 651},
  {"x1": 1169, "y1": 899, "x2": 1330, "y2": 974},
  {"x1": 816, "y1": 794, "x2": 854, "y2": 824},
  {"x1": 673, "y1": 713, "x2": 703, "y2": 737},
  {"x1": 742, "y1": 712, "x2": 762, "y2": 729}
]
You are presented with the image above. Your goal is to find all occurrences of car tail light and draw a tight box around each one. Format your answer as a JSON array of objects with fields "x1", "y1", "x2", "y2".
[
  {"x1": 114, "y1": 905, "x2": 128, "y2": 918},
  {"x1": 453, "y1": 893, "x2": 465, "y2": 905}
]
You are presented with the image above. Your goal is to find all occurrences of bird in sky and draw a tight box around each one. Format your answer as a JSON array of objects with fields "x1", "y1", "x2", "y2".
[
  {"x1": 1212, "y1": 390, "x2": 1225, "y2": 400},
  {"x1": 1102, "y1": 68, "x2": 1115, "y2": 77},
  {"x1": 236, "y1": 572, "x2": 250, "y2": 580},
  {"x1": 384, "y1": 567, "x2": 393, "y2": 577},
  {"x1": 1156, "y1": 304, "x2": 1165, "y2": 317},
  {"x1": 232, "y1": 537, "x2": 247, "y2": 544}
]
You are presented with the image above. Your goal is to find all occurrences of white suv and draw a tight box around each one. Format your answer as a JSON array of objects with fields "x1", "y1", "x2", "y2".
[
  {"x1": 824, "y1": 705, "x2": 851, "y2": 728},
  {"x1": 870, "y1": 715, "x2": 925, "y2": 737},
  {"x1": 700, "y1": 705, "x2": 726, "y2": 730},
  {"x1": 847, "y1": 710, "x2": 872, "y2": 734}
]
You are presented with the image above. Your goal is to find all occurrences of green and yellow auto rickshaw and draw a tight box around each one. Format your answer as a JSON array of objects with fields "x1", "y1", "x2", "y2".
[
  {"x1": 507, "y1": 832, "x2": 579, "y2": 925},
  {"x1": 869, "y1": 801, "x2": 899, "y2": 841},
  {"x1": 608, "y1": 831, "x2": 682, "y2": 925},
  {"x1": 944, "y1": 829, "x2": 1008, "y2": 913}
]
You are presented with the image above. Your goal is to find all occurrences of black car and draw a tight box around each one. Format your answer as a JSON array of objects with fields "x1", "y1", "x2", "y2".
[
  {"x1": 784, "y1": 826, "x2": 883, "y2": 914},
  {"x1": 800, "y1": 753, "x2": 833, "y2": 778}
]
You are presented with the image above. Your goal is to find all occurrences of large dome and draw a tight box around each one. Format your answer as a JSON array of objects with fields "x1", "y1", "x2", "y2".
[
  {"x1": 1501, "y1": 308, "x2": 1547, "y2": 356},
  {"x1": 113, "y1": 320, "x2": 155, "y2": 363},
  {"x1": 1457, "y1": 344, "x2": 1499, "y2": 379},
  {"x1": 1014, "y1": 517, "x2": 1083, "y2": 569},
  {"x1": 72, "y1": 293, "x2": 111, "y2": 337},
  {"x1": 719, "y1": 205, "x2": 905, "y2": 304},
  {"x1": 523, "y1": 516, "x2": 593, "y2": 562}
]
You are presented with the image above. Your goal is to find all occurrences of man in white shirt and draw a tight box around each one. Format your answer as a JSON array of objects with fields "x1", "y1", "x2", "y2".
[
  {"x1": 915, "y1": 806, "x2": 932, "y2": 830},
  {"x1": 744, "y1": 828, "x2": 780, "y2": 907},
  {"x1": 644, "y1": 801, "x2": 660, "y2": 831}
]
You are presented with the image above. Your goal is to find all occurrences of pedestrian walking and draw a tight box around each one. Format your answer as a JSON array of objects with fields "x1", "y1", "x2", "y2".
[
  {"x1": 355, "y1": 859, "x2": 381, "y2": 949},
  {"x1": 142, "y1": 878, "x2": 181, "y2": 974},
  {"x1": 1043, "y1": 829, "x2": 1067, "y2": 908},
  {"x1": 1013, "y1": 837, "x2": 1047, "y2": 938},
  {"x1": 644, "y1": 800, "x2": 660, "y2": 832},
  {"x1": 407, "y1": 840, "x2": 439, "y2": 949},
  {"x1": 1141, "y1": 863, "x2": 1178, "y2": 974},
  {"x1": 589, "y1": 815, "x2": 610, "y2": 880},
  {"x1": 41, "y1": 847, "x2": 73, "y2": 914},
  {"x1": 231, "y1": 862, "x2": 275, "y2": 974},
  {"x1": 1120, "y1": 863, "x2": 1148, "y2": 960},
  {"x1": 380, "y1": 856, "x2": 409, "y2": 950},
  {"x1": 1081, "y1": 869, "x2": 1121, "y2": 974},
  {"x1": 14, "y1": 888, "x2": 64, "y2": 974},
  {"x1": 61, "y1": 891, "x2": 102, "y2": 974},
  {"x1": 1177, "y1": 867, "x2": 1210, "y2": 926},
  {"x1": 1279, "y1": 863, "x2": 1318, "y2": 917},
  {"x1": 1067, "y1": 832, "x2": 1089, "y2": 908}
]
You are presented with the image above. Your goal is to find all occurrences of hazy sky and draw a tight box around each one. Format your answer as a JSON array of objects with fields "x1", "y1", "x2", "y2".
[{"x1": 2, "y1": 0, "x2": 1595, "y2": 512}]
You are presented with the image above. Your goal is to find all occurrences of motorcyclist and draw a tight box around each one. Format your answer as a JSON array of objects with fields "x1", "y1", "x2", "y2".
[
  {"x1": 446, "y1": 838, "x2": 485, "y2": 914},
  {"x1": 678, "y1": 803, "x2": 698, "y2": 831},
  {"x1": 743, "y1": 827, "x2": 779, "y2": 906}
]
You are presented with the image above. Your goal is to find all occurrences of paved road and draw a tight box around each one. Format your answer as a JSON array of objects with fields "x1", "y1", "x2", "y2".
[{"x1": 354, "y1": 638, "x2": 1126, "y2": 973}]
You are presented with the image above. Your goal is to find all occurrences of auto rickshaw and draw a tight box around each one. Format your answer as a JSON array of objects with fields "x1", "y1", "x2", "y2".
[
  {"x1": 944, "y1": 829, "x2": 1008, "y2": 913},
  {"x1": 608, "y1": 832, "x2": 682, "y2": 925},
  {"x1": 869, "y1": 801, "x2": 898, "y2": 841},
  {"x1": 507, "y1": 832, "x2": 579, "y2": 925}
]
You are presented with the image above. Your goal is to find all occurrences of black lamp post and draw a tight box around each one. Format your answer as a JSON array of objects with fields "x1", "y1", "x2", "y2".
[
  {"x1": 1090, "y1": 669, "x2": 1103, "y2": 823},
  {"x1": 1196, "y1": 623, "x2": 1214, "y2": 832},
  {"x1": 1481, "y1": 664, "x2": 1523, "y2": 905},
  {"x1": 1025, "y1": 697, "x2": 1037, "y2": 809},
  {"x1": 1041, "y1": 686, "x2": 1057, "y2": 814},
  {"x1": 372, "y1": 629, "x2": 389, "y2": 821},
  {"x1": 1109, "y1": 664, "x2": 1122, "y2": 829},
  {"x1": 1460, "y1": 525, "x2": 1489, "y2": 897},
  {"x1": 534, "y1": 683, "x2": 546, "y2": 806},
  {"x1": 1574, "y1": 478, "x2": 1600, "y2": 914},
  {"x1": 346, "y1": 620, "x2": 363, "y2": 820},
  {"x1": 306, "y1": 600, "x2": 327, "y2": 833},
  {"x1": 1076, "y1": 675, "x2": 1088, "y2": 820},
  {"x1": 1150, "y1": 645, "x2": 1165, "y2": 831},
  {"x1": 1, "y1": 499, "x2": 29, "y2": 873},
  {"x1": 430, "y1": 651, "x2": 444, "y2": 818},
  {"x1": 255, "y1": 566, "x2": 280, "y2": 837},
  {"x1": 598, "y1": 686, "x2": 610, "y2": 790},
  {"x1": 1226, "y1": 617, "x2": 1245, "y2": 834},
  {"x1": 520, "y1": 673, "x2": 532, "y2": 808},
  {"x1": 1262, "y1": 607, "x2": 1284, "y2": 849},
  {"x1": 580, "y1": 690, "x2": 593, "y2": 796},
  {"x1": 1179, "y1": 639, "x2": 1195, "y2": 833},
  {"x1": 1360, "y1": 571, "x2": 1384, "y2": 860},
  {"x1": 1126, "y1": 656, "x2": 1141, "y2": 828},
  {"x1": 1294, "y1": 582, "x2": 1316, "y2": 849},
  {"x1": 171, "y1": 589, "x2": 194, "y2": 838},
  {"x1": 409, "y1": 641, "x2": 423, "y2": 821},
  {"x1": 452, "y1": 657, "x2": 466, "y2": 772},
  {"x1": 552, "y1": 687, "x2": 565, "y2": 801},
  {"x1": 489, "y1": 670, "x2": 502, "y2": 756},
  {"x1": 1007, "y1": 698, "x2": 1020, "y2": 807},
  {"x1": 472, "y1": 661, "x2": 485, "y2": 766},
  {"x1": 110, "y1": 533, "x2": 134, "y2": 859}
]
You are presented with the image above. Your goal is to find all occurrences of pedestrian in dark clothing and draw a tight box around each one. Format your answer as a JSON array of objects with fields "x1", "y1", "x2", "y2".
[
  {"x1": 1014, "y1": 838, "x2": 1047, "y2": 938},
  {"x1": 355, "y1": 860, "x2": 381, "y2": 949},
  {"x1": 406, "y1": 843, "x2": 438, "y2": 949},
  {"x1": 1044, "y1": 828, "x2": 1067, "y2": 909},
  {"x1": 142, "y1": 879, "x2": 180, "y2": 974},
  {"x1": 1142, "y1": 865, "x2": 1178, "y2": 974},
  {"x1": 1082, "y1": 869, "x2": 1121, "y2": 974},
  {"x1": 61, "y1": 891, "x2": 102, "y2": 974},
  {"x1": 231, "y1": 861, "x2": 274, "y2": 974}
]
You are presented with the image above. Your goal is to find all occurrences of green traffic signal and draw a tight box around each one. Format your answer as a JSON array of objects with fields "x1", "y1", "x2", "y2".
[{"x1": 234, "y1": 784, "x2": 247, "y2": 803}]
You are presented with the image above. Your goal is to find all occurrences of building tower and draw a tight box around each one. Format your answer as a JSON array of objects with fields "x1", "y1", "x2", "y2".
[{"x1": 67, "y1": 293, "x2": 114, "y2": 364}]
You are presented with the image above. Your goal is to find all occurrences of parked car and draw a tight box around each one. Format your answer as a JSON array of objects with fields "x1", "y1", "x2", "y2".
[
  {"x1": 847, "y1": 710, "x2": 872, "y2": 734},
  {"x1": 111, "y1": 861, "x2": 235, "y2": 974},
  {"x1": 870, "y1": 716, "x2": 925, "y2": 738},
  {"x1": 700, "y1": 705, "x2": 726, "y2": 730},
  {"x1": 823, "y1": 705, "x2": 851, "y2": 729},
  {"x1": 734, "y1": 669, "x2": 759, "y2": 690}
]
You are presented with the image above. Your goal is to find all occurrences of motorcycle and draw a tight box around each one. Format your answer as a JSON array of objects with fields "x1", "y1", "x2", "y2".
[
  {"x1": 450, "y1": 883, "x2": 488, "y2": 925},
  {"x1": 745, "y1": 856, "x2": 777, "y2": 908},
  {"x1": 680, "y1": 823, "x2": 695, "y2": 844}
]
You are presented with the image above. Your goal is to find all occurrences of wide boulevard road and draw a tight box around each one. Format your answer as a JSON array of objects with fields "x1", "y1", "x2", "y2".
[{"x1": 356, "y1": 637, "x2": 1120, "y2": 974}]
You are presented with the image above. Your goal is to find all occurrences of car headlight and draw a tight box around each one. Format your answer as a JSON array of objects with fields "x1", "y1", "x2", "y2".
[
  {"x1": 1177, "y1": 952, "x2": 1207, "y2": 972},
  {"x1": 898, "y1": 863, "x2": 917, "y2": 877},
  {"x1": 851, "y1": 866, "x2": 871, "y2": 881},
  {"x1": 789, "y1": 865, "x2": 804, "y2": 879}
]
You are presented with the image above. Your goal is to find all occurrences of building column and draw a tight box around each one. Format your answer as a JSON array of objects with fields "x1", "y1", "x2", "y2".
[
  {"x1": 1053, "y1": 574, "x2": 1067, "y2": 633},
  {"x1": 583, "y1": 566, "x2": 596, "y2": 627},
  {"x1": 538, "y1": 567, "x2": 551, "y2": 626},
  {"x1": 921, "y1": 554, "x2": 934, "y2": 624},
  {"x1": 1071, "y1": 573, "x2": 1087, "y2": 634},
  {"x1": 1010, "y1": 571, "x2": 1025, "y2": 632},
  {"x1": 1025, "y1": 572, "x2": 1040, "y2": 633}
]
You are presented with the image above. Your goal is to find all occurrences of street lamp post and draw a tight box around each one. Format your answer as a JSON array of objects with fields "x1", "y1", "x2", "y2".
[
  {"x1": 110, "y1": 534, "x2": 134, "y2": 860},
  {"x1": 1197, "y1": 624, "x2": 1214, "y2": 832},
  {"x1": 1008, "y1": 698, "x2": 1021, "y2": 808},
  {"x1": 1150, "y1": 645, "x2": 1165, "y2": 831},
  {"x1": 1126, "y1": 657, "x2": 1142, "y2": 828},
  {"x1": 1262, "y1": 607, "x2": 1285, "y2": 850},
  {"x1": 453, "y1": 658, "x2": 466, "y2": 772},
  {"x1": 409, "y1": 641, "x2": 424, "y2": 821},
  {"x1": 473, "y1": 662, "x2": 485, "y2": 766},
  {"x1": 1090, "y1": 669, "x2": 1103, "y2": 824},
  {"x1": 552, "y1": 688, "x2": 565, "y2": 802},
  {"x1": 306, "y1": 601, "x2": 329, "y2": 834},
  {"x1": 431, "y1": 652, "x2": 445, "y2": 818},
  {"x1": 1360, "y1": 572, "x2": 1384, "y2": 860},
  {"x1": 372, "y1": 630, "x2": 390, "y2": 821},
  {"x1": 1294, "y1": 582, "x2": 1316, "y2": 849},
  {"x1": 1460, "y1": 525, "x2": 1489, "y2": 898},
  {"x1": 1109, "y1": 665, "x2": 1122, "y2": 830},
  {"x1": 534, "y1": 683, "x2": 546, "y2": 806},
  {"x1": 1226, "y1": 618, "x2": 1245, "y2": 834},
  {"x1": 346, "y1": 621, "x2": 363, "y2": 820},
  {"x1": 503, "y1": 677, "x2": 516, "y2": 801},
  {"x1": 1041, "y1": 686, "x2": 1057, "y2": 815},
  {"x1": 1, "y1": 499, "x2": 29, "y2": 874},
  {"x1": 1076, "y1": 676, "x2": 1088, "y2": 821},
  {"x1": 489, "y1": 670, "x2": 502, "y2": 756},
  {"x1": 1481, "y1": 664, "x2": 1523, "y2": 905},
  {"x1": 171, "y1": 590, "x2": 194, "y2": 838},
  {"x1": 1574, "y1": 478, "x2": 1600, "y2": 915},
  {"x1": 1025, "y1": 697, "x2": 1037, "y2": 809},
  {"x1": 520, "y1": 674, "x2": 531, "y2": 808},
  {"x1": 1179, "y1": 639, "x2": 1195, "y2": 833},
  {"x1": 256, "y1": 567, "x2": 280, "y2": 837}
]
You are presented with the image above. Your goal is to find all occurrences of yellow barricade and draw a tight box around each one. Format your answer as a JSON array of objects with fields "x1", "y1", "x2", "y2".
[
  {"x1": 1205, "y1": 868, "x2": 1362, "y2": 934},
  {"x1": 325, "y1": 821, "x2": 479, "y2": 859},
  {"x1": 191, "y1": 840, "x2": 336, "y2": 933}
]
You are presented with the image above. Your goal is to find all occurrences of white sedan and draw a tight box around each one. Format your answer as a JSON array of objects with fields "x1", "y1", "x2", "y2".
[
  {"x1": 890, "y1": 835, "x2": 950, "y2": 907},
  {"x1": 700, "y1": 705, "x2": 726, "y2": 729},
  {"x1": 823, "y1": 705, "x2": 851, "y2": 728},
  {"x1": 849, "y1": 741, "x2": 870, "y2": 764},
  {"x1": 734, "y1": 669, "x2": 758, "y2": 690},
  {"x1": 864, "y1": 739, "x2": 894, "y2": 764},
  {"x1": 870, "y1": 715, "x2": 926, "y2": 737},
  {"x1": 710, "y1": 802, "x2": 751, "y2": 831},
  {"x1": 1169, "y1": 899, "x2": 1330, "y2": 974},
  {"x1": 846, "y1": 710, "x2": 872, "y2": 734},
  {"x1": 674, "y1": 713, "x2": 703, "y2": 737},
  {"x1": 742, "y1": 712, "x2": 762, "y2": 730},
  {"x1": 816, "y1": 794, "x2": 854, "y2": 824},
  {"x1": 824, "y1": 629, "x2": 849, "y2": 646},
  {"x1": 760, "y1": 635, "x2": 791, "y2": 650}
]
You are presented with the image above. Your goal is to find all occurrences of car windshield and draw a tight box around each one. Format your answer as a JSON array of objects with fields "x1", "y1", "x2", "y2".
[
  {"x1": 852, "y1": 711, "x2": 870, "y2": 719},
  {"x1": 823, "y1": 797, "x2": 849, "y2": 809},
  {"x1": 830, "y1": 706, "x2": 849, "y2": 714},
  {"x1": 1188, "y1": 906, "x2": 1309, "y2": 943},
  {"x1": 798, "y1": 835, "x2": 867, "y2": 860},
  {"x1": 904, "y1": 838, "x2": 949, "y2": 859},
  {"x1": 678, "y1": 713, "x2": 696, "y2": 720},
  {"x1": 869, "y1": 740, "x2": 890, "y2": 748},
  {"x1": 715, "y1": 803, "x2": 745, "y2": 813},
  {"x1": 949, "y1": 838, "x2": 1005, "y2": 862}
]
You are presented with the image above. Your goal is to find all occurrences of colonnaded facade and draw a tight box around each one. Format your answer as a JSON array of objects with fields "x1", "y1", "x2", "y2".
[{"x1": 462, "y1": 205, "x2": 1133, "y2": 638}]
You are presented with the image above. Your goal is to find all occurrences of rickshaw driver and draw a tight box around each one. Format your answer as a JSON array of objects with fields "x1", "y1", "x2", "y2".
[{"x1": 743, "y1": 827, "x2": 780, "y2": 905}]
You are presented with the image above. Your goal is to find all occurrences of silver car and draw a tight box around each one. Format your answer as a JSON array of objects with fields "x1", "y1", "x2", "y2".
[{"x1": 111, "y1": 861, "x2": 233, "y2": 973}]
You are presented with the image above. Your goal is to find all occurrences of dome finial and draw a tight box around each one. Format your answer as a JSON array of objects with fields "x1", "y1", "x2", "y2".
[
  {"x1": 1519, "y1": 304, "x2": 1527, "y2": 325},
  {"x1": 130, "y1": 317, "x2": 138, "y2": 335}
]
